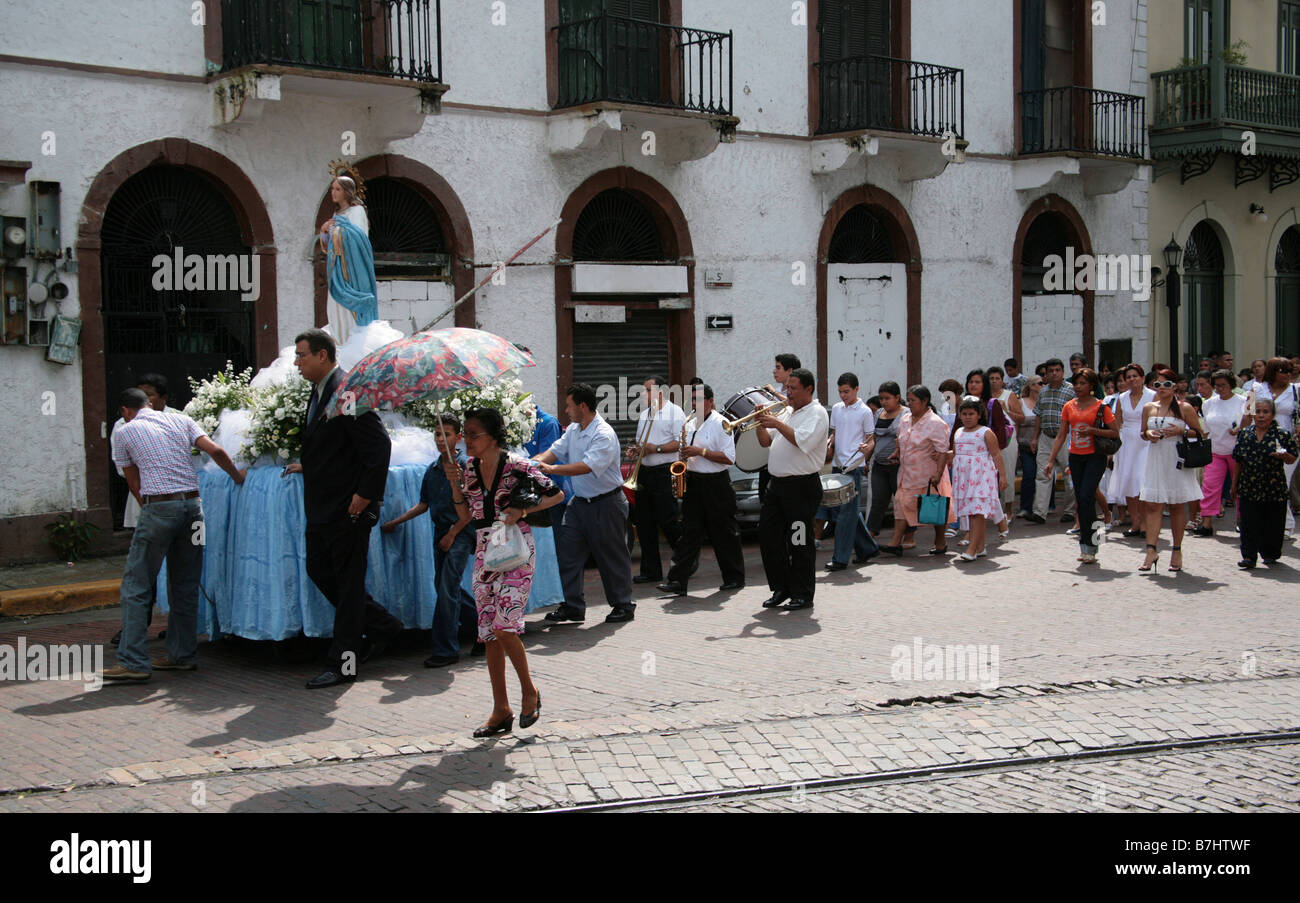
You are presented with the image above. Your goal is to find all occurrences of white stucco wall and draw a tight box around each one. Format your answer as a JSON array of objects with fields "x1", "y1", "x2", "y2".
[{"x1": 0, "y1": 0, "x2": 1150, "y2": 529}]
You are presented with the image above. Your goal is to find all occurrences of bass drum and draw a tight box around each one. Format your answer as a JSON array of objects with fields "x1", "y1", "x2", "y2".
[
  {"x1": 722, "y1": 385, "x2": 782, "y2": 473},
  {"x1": 733, "y1": 430, "x2": 770, "y2": 472}
]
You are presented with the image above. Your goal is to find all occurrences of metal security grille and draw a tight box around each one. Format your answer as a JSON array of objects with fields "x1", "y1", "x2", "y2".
[
  {"x1": 572, "y1": 189, "x2": 665, "y2": 261},
  {"x1": 573, "y1": 308, "x2": 670, "y2": 446},
  {"x1": 100, "y1": 165, "x2": 254, "y2": 527},
  {"x1": 1183, "y1": 221, "x2": 1225, "y2": 371},
  {"x1": 827, "y1": 205, "x2": 897, "y2": 263},
  {"x1": 365, "y1": 177, "x2": 449, "y2": 279}
]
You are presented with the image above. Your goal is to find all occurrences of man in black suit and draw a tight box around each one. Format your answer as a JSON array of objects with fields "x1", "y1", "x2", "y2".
[{"x1": 287, "y1": 328, "x2": 403, "y2": 688}]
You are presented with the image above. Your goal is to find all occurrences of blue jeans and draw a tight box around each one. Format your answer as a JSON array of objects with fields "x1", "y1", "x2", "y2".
[
  {"x1": 1018, "y1": 446, "x2": 1036, "y2": 513},
  {"x1": 830, "y1": 467, "x2": 880, "y2": 564},
  {"x1": 431, "y1": 529, "x2": 476, "y2": 657},
  {"x1": 117, "y1": 498, "x2": 203, "y2": 672}
]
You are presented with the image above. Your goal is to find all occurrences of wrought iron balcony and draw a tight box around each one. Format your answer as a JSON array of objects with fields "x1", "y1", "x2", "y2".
[
  {"x1": 220, "y1": 0, "x2": 442, "y2": 83},
  {"x1": 816, "y1": 55, "x2": 964, "y2": 138},
  {"x1": 554, "y1": 15, "x2": 732, "y2": 116},
  {"x1": 1151, "y1": 64, "x2": 1300, "y2": 156},
  {"x1": 1018, "y1": 86, "x2": 1146, "y2": 158}
]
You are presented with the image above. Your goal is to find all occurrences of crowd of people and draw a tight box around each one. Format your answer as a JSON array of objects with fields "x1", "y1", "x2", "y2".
[{"x1": 99, "y1": 325, "x2": 1300, "y2": 740}]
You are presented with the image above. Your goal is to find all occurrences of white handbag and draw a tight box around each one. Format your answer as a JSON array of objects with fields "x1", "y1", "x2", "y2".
[{"x1": 482, "y1": 521, "x2": 528, "y2": 571}]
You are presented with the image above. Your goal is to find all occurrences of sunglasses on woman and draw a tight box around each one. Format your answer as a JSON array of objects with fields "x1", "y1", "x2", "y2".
[{"x1": 1152, "y1": 380, "x2": 1176, "y2": 388}]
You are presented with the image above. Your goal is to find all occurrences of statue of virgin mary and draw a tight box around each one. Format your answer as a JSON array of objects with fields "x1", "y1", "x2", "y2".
[{"x1": 319, "y1": 170, "x2": 377, "y2": 345}]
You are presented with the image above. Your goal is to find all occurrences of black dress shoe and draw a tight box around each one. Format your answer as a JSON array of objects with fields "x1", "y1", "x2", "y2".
[
  {"x1": 362, "y1": 625, "x2": 403, "y2": 663},
  {"x1": 762, "y1": 592, "x2": 790, "y2": 608},
  {"x1": 719, "y1": 581, "x2": 745, "y2": 591},
  {"x1": 877, "y1": 545, "x2": 903, "y2": 557},
  {"x1": 470, "y1": 642, "x2": 486, "y2": 656},
  {"x1": 632, "y1": 575, "x2": 661, "y2": 584},
  {"x1": 1025, "y1": 513, "x2": 1046, "y2": 524},
  {"x1": 305, "y1": 669, "x2": 355, "y2": 689},
  {"x1": 784, "y1": 598, "x2": 814, "y2": 611},
  {"x1": 544, "y1": 605, "x2": 585, "y2": 623},
  {"x1": 605, "y1": 606, "x2": 635, "y2": 623},
  {"x1": 656, "y1": 581, "x2": 687, "y2": 595},
  {"x1": 424, "y1": 655, "x2": 459, "y2": 668},
  {"x1": 824, "y1": 561, "x2": 848, "y2": 571},
  {"x1": 1237, "y1": 559, "x2": 1256, "y2": 569}
]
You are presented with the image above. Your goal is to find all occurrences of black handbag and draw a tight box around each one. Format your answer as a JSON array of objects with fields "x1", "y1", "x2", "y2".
[
  {"x1": 506, "y1": 474, "x2": 550, "y2": 527},
  {"x1": 1176, "y1": 433, "x2": 1212, "y2": 469},
  {"x1": 1091, "y1": 403, "x2": 1122, "y2": 457}
]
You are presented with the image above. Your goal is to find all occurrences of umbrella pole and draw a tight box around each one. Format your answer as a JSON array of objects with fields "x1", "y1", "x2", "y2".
[{"x1": 435, "y1": 397, "x2": 456, "y2": 466}]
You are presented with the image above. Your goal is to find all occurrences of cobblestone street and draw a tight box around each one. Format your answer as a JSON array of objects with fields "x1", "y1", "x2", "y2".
[{"x1": 2, "y1": 518, "x2": 1298, "y2": 812}]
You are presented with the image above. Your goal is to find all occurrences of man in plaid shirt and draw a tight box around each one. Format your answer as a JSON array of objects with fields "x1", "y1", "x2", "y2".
[
  {"x1": 1028, "y1": 358, "x2": 1077, "y2": 524},
  {"x1": 104, "y1": 387, "x2": 246, "y2": 682}
]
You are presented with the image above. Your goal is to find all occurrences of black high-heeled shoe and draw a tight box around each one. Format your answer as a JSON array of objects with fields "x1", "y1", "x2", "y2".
[
  {"x1": 472, "y1": 715, "x2": 514, "y2": 738},
  {"x1": 1138, "y1": 544, "x2": 1159, "y2": 573},
  {"x1": 878, "y1": 545, "x2": 904, "y2": 556},
  {"x1": 1168, "y1": 545, "x2": 1183, "y2": 572},
  {"x1": 520, "y1": 690, "x2": 542, "y2": 729}
]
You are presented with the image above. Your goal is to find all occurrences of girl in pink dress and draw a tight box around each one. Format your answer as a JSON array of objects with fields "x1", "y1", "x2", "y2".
[{"x1": 950, "y1": 398, "x2": 1008, "y2": 561}]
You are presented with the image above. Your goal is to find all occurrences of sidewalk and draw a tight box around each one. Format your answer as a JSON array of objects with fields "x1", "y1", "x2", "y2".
[{"x1": 0, "y1": 554, "x2": 128, "y2": 618}]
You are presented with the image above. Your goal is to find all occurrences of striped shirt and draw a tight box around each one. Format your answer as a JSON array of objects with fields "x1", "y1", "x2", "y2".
[
  {"x1": 111, "y1": 408, "x2": 206, "y2": 496},
  {"x1": 1036, "y1": 381, "x2": 1076, "y2": 438}
]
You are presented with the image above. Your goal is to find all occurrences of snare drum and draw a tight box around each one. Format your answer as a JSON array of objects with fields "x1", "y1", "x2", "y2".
[
  {"x1": 820, "y1": 473, "x2": 858, "y2": 508},
  {"x1": 723, "y1": 386, "x2": 783, "y2": 473}
]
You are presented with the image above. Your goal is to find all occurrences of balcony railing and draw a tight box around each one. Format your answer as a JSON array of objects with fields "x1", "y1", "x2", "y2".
[
  {"x1": 555, "y1": 15, "x2": 732, "y2": 116},
  {"x1": 816, "y1": 55, "x2": 964, "y2": 138},
  {"x1": 1019, "y1": 86, "x2": 1146, "y2": 158},
  {"x1": 1152, "y1": 64, "x2": 1300, "y2": 132},
  {"x1": 221, "y1": 0, "x2": 442, "y2": 83}
]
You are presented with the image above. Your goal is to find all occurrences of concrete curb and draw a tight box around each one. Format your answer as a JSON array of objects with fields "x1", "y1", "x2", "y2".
[{"x1": 0, "y1": 579, "x2": 121, "y2": 618}]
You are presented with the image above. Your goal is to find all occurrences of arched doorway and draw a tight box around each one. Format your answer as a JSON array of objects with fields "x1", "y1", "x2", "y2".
[
  {"x1": 312, "y1": 155, "x2": 475, "y2": 334},
  {"x1": 555, "y1": 167, "x2": 695, "y2": 440},
  {"x1": 1012, "y1": 195, "x2": 1094, "y2": 369},
  {"x1": 78, "y1": 139, "x2": 276, "y2": 532},
  {"x1": 817, "y1": 185, "x2": 921, "y2": 392},
  {"x1": 1276, "y1": 225, "x2": 1300, "y2": 356},
  {"x1": 1182, "y1": 220, "x2": 1226, "y2": 372}
]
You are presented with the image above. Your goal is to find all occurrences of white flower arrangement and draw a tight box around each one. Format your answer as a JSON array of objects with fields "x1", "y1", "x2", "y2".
[
  {"x1": 184, "y1": 363, "x2": 254, "y2": 447},
  {"x1": 403, "y1": 377, "x2": 536, "y2": 449},
  {"x1": 242, "y1": 373, "x2": 312, "y2": 463}
]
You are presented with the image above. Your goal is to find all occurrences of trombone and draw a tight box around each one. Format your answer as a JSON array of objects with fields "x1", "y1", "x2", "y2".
[
  {"x1": 722, "y1": 400, "x2": 787, "y2": 434},
  {"x1": 622, "y1": 395, "x2": 657, "y2": 492}
]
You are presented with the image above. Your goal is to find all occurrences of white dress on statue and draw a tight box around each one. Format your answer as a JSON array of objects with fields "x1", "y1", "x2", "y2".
[{"x1": 324, "y1": 204, "x2": 371, "y2": 347}]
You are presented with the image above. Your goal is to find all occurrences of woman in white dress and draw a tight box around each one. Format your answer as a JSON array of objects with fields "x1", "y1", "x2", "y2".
[
  {"x1": 1245, "y1": 356, "x2": 1299, "y2": 535},
  {"x1": 1138, "y1": 369, "x2": 1205, "y2": 573},
  {"x1": 1108, "y1": 363, "x2": 1156, "y2": 536},
  {"x1": 319, "y1": 176, "x2": 372, "y2": 347},
  {"x1": 988, "y1": 366, "x2": 1024, "y2": 525}
]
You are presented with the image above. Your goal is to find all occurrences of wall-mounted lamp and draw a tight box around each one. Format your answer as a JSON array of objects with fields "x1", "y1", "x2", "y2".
[{"x1": 1250, "y1": 203, "x2": 1268, "y2": 224}]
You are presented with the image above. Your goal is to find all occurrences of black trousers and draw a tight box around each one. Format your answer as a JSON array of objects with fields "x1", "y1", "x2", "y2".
[
  {"x1": 667, "y1": 471, "x2": 746, "y2": 587},
  {"x1": 1239, "y1": 497, "x2": 1287, "y2": 563},
  {"x1": 558, "y1": 493, "x2": 634, "y2": 611},
  {"x1": 1069, "y1": 453, "x2": 1108, "y2": 553},
  {"x1": 867, "y1": 462, "x2": 899, "y2": 533},
  {"x1": 759, "y1": 473, "x2": 822, "y2": 601},
  {"x1": 634, "y1": 463, "x2": 681, "y2": 578},
  {"x1": 306, "y1": 515, "x2": 404, "y2": 668}
]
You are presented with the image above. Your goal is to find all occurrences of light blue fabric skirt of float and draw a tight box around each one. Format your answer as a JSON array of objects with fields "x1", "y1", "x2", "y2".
[{"x1": 157, "y1": 464, "x2": 563, "y2": 640}]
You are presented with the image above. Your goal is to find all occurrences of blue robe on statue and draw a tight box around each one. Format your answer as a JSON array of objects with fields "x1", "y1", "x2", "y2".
[{"x1": 327, "y1": 213, "x2": 378, "y2": 329}]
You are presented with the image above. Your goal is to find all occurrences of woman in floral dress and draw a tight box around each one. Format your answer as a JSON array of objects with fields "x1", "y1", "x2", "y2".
[
  {"x1": 447, "y1": 407, "x2": 565, "y2": 737},
  {"x1": 950, "y1": 398, "x2": 1008, "y2": 561},
  {"x1": 880, "y1": 385, "x2": 953, "y2": 557}
]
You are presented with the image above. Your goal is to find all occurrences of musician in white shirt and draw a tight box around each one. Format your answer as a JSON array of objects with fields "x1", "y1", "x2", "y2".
[
  {"x1": 755, "y1": 368, "x2": 829, "y2": 611},
  {"x1": 628, "y1": 376, "x2": 687, "y2": 583},
  {"x1": 658, "y1": 385, "x2": 745, "y2": 595},
  {"x1": 822, "y1": 372, "x2": 879, "y2": 570}
]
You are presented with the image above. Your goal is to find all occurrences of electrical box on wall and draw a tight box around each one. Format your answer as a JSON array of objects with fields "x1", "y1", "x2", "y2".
[
  {"x1": 2, "y1": 266, "x2": 27, "y2": 344},
  {"x1": 2, "y1": 217, "x2": 26, "y2": 260},
  {"x1": 29, "y1": 181, "x2": 61, "y2": 259}
]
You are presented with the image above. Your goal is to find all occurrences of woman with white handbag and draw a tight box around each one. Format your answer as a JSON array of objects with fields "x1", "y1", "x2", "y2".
[{"x1": 448, "y1": 408, "x2": 566, "y2": 738}]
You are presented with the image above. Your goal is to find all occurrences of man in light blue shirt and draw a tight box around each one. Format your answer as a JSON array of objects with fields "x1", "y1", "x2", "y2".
[{"x1": 534, "y1": 383, "x2": 635, "y2": 623}]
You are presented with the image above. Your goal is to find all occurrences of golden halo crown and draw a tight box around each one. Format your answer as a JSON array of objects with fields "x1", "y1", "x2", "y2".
[{"x1": 328, "y1": 160, "x2": 367, "y2": 204}]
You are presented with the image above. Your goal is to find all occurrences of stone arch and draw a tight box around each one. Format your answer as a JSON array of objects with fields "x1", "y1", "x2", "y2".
[
  {"x1": 77, "y1": 138, "x2": 276, "y2": 523},
  {"x1": 312, "y1": 154, "x2": 475, "y2": 331},
  {"x1": 1012, "y1": 193, "x2": 1094, "y2": 364},
  {"x1": 817, "y1": 184, "x2": 922, "y2": 391}
]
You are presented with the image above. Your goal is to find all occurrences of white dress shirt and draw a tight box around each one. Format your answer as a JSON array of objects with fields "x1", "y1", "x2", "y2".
[
  {"x1": 635, "y1": 400, "x2": 687, "y2": 467},
  {"x1": 829, "y1": 399, "x2": 875, "y2": 469},
  {"x1": 766, "y1": 401, "x2": 830, "y2": 477},
  {"x1": 686, "y1": 410, "x2": 735, "y2": 474}
]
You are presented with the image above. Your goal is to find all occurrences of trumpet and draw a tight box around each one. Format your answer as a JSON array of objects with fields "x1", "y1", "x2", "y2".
[
  {"x1": 622, "y1": 396, "x2": 657, "y2": 492},
  {"x1": 670, "y1": 420, "x2": 689, "y2": 499},
  {"x1": 722, "y1": 400, "x2": 787, "y2": 434}
]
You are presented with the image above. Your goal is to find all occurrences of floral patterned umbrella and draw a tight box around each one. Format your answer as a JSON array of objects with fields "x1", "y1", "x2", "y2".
[{"x1": 323, "y1": 327, "x2": 534, "y2": 418}]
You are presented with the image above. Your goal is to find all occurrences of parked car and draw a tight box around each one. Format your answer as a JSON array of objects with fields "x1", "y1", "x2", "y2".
[{"x1": 731, "y1": 465, "x2": 879, "y2": 534}]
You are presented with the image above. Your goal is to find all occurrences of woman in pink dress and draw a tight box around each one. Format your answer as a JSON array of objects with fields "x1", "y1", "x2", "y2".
[
  {"x1": 950, "y1": 398, "x2": 1009, "y2": 561},
  {"x1": 880, "y1": 385, "x2": 953, "y2": 556}
]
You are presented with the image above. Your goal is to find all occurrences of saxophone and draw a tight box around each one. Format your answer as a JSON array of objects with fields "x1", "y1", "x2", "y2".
[{"x1": 670, "y1": 420, "x2": 689, "y2": 499}]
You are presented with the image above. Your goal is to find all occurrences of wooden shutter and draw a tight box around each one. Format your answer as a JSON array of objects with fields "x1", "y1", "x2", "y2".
[{"x1": 1021, "y1": 0, "x2": 1046, "y2": 151}]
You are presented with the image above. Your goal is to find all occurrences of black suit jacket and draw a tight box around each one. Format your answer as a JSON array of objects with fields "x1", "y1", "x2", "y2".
[{"x1": 300, "y1": 367, "x2": 391, "y2": 527}]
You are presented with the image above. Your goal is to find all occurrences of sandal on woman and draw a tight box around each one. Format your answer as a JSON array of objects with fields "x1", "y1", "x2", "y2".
[
  {"x1": 1138, "y1": 544, "x2": 1159, "y2": 573},
  {"x1": 472, "y1": 715, "x2": 514, "y2": 738},
  {"x1": 520, "y1": 690, "x2": 542, "y2": 729},
  {"x1": 1122, "y1": 528, "x2": 1144, "y2": 538},
  {"x1": 1169, "y1": 546, "x2": 1183, "y2": 572},
  {"x1": 878, "y1": 545, "x2": 904, "y2": 557}
]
